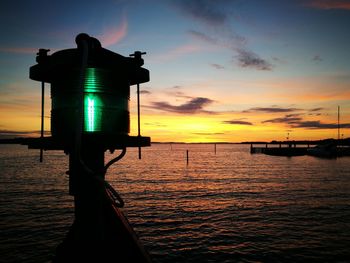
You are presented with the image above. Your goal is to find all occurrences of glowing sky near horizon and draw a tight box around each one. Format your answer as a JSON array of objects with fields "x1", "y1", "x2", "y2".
[{"x1": 0, "y1": 0, "x2": 349, "y2": 142}]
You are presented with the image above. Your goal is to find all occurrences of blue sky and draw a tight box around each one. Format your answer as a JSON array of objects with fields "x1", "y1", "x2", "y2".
[{"x1": 0, "y1": 0, "x2": 349, "y2": 142}]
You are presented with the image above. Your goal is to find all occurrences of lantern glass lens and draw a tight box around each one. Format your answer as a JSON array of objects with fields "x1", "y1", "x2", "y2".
[{"x1": 84, "y1": 68, "x2": 103, "y2": 132}]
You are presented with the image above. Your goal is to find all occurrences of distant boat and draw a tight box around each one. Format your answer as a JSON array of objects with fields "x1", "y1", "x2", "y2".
[
  {"x1": 337, "y1": 146, "x2": 350, "y2": 157},
  {"x1": 263, "y1": 146, "x2": 307, "y2": 157},
  {"x1": 307, "y1": 106, "x2": 350, "y2": 158},
  {"x1": 307, "y1": 142, "x2": 337, "y2": 158}
]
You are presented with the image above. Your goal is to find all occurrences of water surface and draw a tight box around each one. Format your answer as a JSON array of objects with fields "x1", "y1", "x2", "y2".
[{"x1": 1, "y1": 144, "x2": 349, "y2": 262}]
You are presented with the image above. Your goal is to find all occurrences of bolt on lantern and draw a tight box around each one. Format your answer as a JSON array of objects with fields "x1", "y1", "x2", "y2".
[{"x1": 29, "y1": 33, "x2": 150, "y2": 150}]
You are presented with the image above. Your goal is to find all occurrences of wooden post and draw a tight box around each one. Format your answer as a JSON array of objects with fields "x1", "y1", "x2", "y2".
[
  {"x1": 214, "y1": 143, "x2": 216, "y2": 155},
  {"x1": 40, "y1": 81, "x2": 45, "y2": 162},
  {"x1": 137, "y1": 83, "x2": 141, "y2": 159},
  {"x1": 186, "y1": 150, "x2": 189, "y2": 165}
]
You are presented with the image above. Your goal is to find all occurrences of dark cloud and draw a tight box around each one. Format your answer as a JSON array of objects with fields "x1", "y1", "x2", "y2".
[
  {"x1": 243, "y1": 107, "x2": 300, "y2": 113},
  {"x1": 211, "y1": 63, "x2": 225, "y2": 69},
  {"x1": 188, "y1": 30, "x2": 218, "y2": 45},
  {"x1": 144, "y1": 122, "x2": 167, "y2": 127},
  {"x1": 165, "y1": 88, "x2": 193, "y2": 99},
  {"x1": 176, "y1": 2, "x2": 273, "y2": 71},
  {"x1": 309, "y1": 107, "x2": 324, "y2": 112},
  {"x1": 236, "y1": 49, "x2": 273, "y2": 71},
  {"x1": 150, "y1": 97, "x2": 215, "y2": 114},
  {"x1": 192, "y1": 132, "x2": 225, "y2": 135},
  {"x1": 272, "y1": 57, "x2": 287, "y2": 64},
  {"x1": 285, "y1": 113, "x2": 303, "y2": 118},
  {"x1": 291, "y1": 121, "x2": 350, "y2": 129},
  {"x1": 140, "y1": 90, "x2": 151, "y2": 95},
  {"x1": 189, "y1": 30, "x2": 272, "y2": 71},
  {"x1": 189, "y1": 31, "x2": 269, "y2": 71},
  {"x1": 224, "y1": 120, "x2": 253, "y2": 125},
  {"x1": 174, "y1": 0, "x2": 229, "y2": 26},
  {"x1": 312, "y1": 55, "x2": 323, "y2": 62},
  {"x1": 261, "y1": 114, "x2": 350, "y2": 130},
  {"x1": 262, "y1": 116, "x2": 303, "y2": 124}
]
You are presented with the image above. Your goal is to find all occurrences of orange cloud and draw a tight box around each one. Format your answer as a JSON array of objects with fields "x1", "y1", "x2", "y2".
[
  {"x1": 306, "y1": 0, "x2": 350, "y2": 10},
  {"x1": 271, "y1": 90, "x2": 350, "y2": 103},
  {"x1": 152, "y1": 43, "x2": 204, "y2": 62},
  {"x1": 98, "y1": 15, "x2": 128, "y2": 47}
]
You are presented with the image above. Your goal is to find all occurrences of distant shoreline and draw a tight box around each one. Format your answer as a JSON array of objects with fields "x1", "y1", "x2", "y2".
[
  {"x1": 1, "y1": 137, "x2": 349, "y2": 146},
  {"x1": 152, "y1": 138, "x2": 350, "y2": 145}
]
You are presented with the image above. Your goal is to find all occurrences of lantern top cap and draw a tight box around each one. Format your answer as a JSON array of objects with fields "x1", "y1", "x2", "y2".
[{"x1": 29, "y1": 33, "x2": 150, "y2": 85}]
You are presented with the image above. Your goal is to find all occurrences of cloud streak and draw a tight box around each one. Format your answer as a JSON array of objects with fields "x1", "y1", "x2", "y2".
[
  {"x1": 243, "y1": 107, "x2": 301, "y2": 113},
  {"x1": 224, "y1": 120, "x2": 253, "y2": 125},
  {"x1": 150, "y1": 97, "x2": 214, "y2": 114},
  {"x1": 140, "y1": 90, "x2": 151, "y2": 95},
  {"x1": 178, "y1": 0, "x2": 273, "y2": 72},
  {"x1": 309, "y1": 107, "x2": 324, "y2": 112},
  {"x1": 262, "y1": 114, "x2": 350, "y2": 130},
  {"x1": 174, "y1": 0, "x2": 229, "y2": 26},
  {"x1": 98, "y1": 15, "x2": 128, "y2": 47},
  {"x1": 236, "y1": 49, "x2": 273, "y2": 71},
  {"x1": 188, "y1": 30, "x2": 219, "y2": 45},
  {"x1": 312, "y1": 55, "x2": 323, "y2": 62},
  {"x1": 153, "y1": 43, "x2": 203, "y2": 62},
  {"x1": 306, "y1": 0, "x2": 350, "y2": 10},
  {"x1": 211, "y1": 63, "x2": 225, "y2": 70},
  {"x1": 262, "y1": 116, "x2": 303, "y2": 124},
  {"x1": 291, "y1": 121, "x2": 350, "y2": 129},
  {"x1": 188, "y1": 29, "x2": 272, "y2": 71}
]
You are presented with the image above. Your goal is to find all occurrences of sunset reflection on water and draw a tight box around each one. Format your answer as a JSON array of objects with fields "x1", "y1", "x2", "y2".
[{"x1": 1, "y1": 144, "x2": 350, "y2": 262}]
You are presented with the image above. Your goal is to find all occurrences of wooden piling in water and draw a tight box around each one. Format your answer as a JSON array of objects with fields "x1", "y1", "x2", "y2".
[{"x1": 186, "y1": 150, "x2": 189, "y2": 165}]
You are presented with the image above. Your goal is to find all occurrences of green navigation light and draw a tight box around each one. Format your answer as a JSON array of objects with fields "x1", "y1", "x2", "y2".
[
  {"x1": 84, "y1": 68, "x2": 103, "y2": 132},
  {"x1": 87, "y1": 97, "x2": 95, "y2": 131}
]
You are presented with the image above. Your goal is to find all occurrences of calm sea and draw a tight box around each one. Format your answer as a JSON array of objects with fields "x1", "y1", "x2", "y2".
[{"x1": 1, "y1": 144, "x2": 350, "y2": 262}]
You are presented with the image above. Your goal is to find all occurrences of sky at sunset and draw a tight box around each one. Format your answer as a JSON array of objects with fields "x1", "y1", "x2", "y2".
[{"x1": 0, "y1": 0, "x2": 349, "y2": 142}]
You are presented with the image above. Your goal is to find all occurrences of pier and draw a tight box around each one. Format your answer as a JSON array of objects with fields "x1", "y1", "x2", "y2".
[{"x1": 250, "y1": 143, "x2": 310, "y2": 156}]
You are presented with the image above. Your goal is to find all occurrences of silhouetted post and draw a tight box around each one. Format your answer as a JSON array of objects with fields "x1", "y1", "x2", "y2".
[
  {"x1": 186, "y1": 150, "x2": 189, "y2": 165},
  {"x1": 70, "y1": 144, "x2": 106, "y2": 243},
  {"x1": 214, "y1": 143, "x2": 217, "y2": 155},
  {"x1": 130, "y1": 51, "x2": 146, "y2": 160},
  {"x1": 40, "y1": 81, "x2": 45, "y2": 162},
  {"x1": 137, "y1": 83, "x2": 141, "y2": 159}
]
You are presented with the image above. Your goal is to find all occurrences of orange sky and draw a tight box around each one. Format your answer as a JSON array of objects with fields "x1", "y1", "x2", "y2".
[{"x1": 0, "y1": 1, "x2": 349, "y2": 142}]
